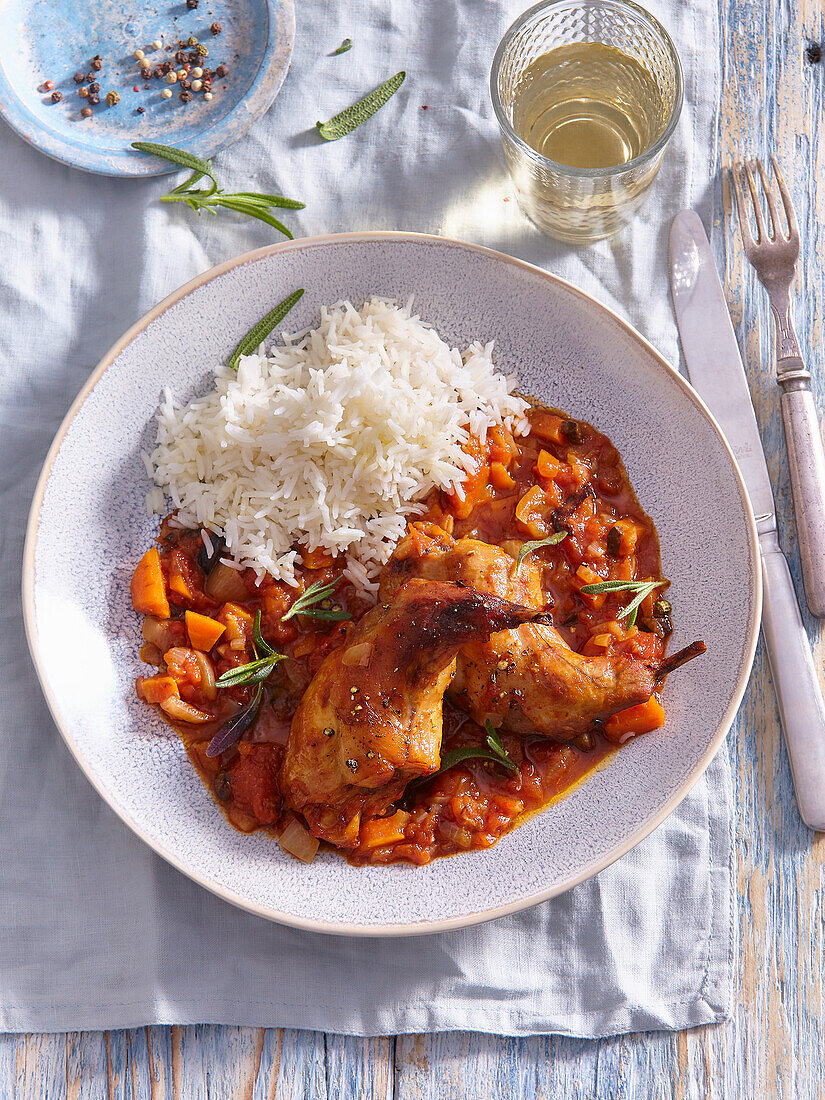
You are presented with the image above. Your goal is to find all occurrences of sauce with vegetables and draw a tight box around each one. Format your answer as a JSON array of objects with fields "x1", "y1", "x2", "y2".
[{"x1": 131, "y1": 406, "x2": 673, "y2": 865}]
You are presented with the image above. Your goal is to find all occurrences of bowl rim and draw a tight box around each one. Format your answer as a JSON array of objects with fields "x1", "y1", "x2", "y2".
[{"x1": 21, "y1": 230, "x2": 762, "y2": 936}]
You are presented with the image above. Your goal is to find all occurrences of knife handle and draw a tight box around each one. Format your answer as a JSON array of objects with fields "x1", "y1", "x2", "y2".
[
  {"x1": 779, "y1": 375, "x2": 825, "y2": 618},
  {"x1": 760, "y1": 535, "x2": 825, "y2": 830}
]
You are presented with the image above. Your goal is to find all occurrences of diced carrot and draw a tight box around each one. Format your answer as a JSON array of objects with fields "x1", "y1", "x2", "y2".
[
  {"x1": 575, "y1": 564, "x2": 607, "y2": 608},
  {"x1": 131, "y1": 548, "x2": 170, "y2": 619},
  {"x1": 168, "y1": 563, "x2": 194, "y2": 600},
  {"x1": 536, "y1": 449, "x2": 564, "y2": 480},
  {"x1": 185, "y1": 610, "x2": 226, "y2": 652},
  {"x1": 218, "y1": 603, "x2": 253, "y2": 647},
  {"x1": 301, "y1": 546, "x2": 335, "y2": 569},
  {"x1": 604, "y1": 696, "x2": 666, "y2": 743},
  {"x1": 515, "y1": 484, "x2": 553, "y2": 539},
  {"x1": 359, "y1": 811, "x2": 411, "y2": 851},
  {"x1": 610, "y1": 518, "x2": 640, "y2": 556},
  {"x1": 138, "y1": 674, "x2": 180, "y2": 704},
  {"x1": 490, "y1": 461, "x2": 516, "y2": 490},
  {"x1": 530, "y1": 412, "x2": 566, "y2": 445},
  {"x1": 488, "y1": 425, "x2": 517, "y2": 466}
]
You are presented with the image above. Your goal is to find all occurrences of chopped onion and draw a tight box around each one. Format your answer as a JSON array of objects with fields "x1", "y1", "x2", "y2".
[
  {"x1": 160, "y1": 697, "x2": 214, "y2": 724},
  {"x1": 279, "y1": 818, "x2": 319, "y2": 863},
  {"x1": 139, "y1": 642, "x2": 163, "y2": 666},
  {"x1": 437, "y1": 820, "x2": 473, "y2": 849},
  {"x1": 193, "y1": 650, "x2": 217, "y2": 701},
  {"x1": 204, "y1": 561, "x2": 248, "y2": 602},
  {"x1": 142, "y1": 616, "x2": 178, "y2": 651}
]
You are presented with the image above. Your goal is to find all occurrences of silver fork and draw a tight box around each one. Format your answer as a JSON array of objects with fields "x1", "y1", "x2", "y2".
[{"x1": 730, "y1": 156, "x2": 825, "y2": 618}]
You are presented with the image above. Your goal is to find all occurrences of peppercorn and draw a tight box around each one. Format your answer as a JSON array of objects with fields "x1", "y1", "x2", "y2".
[
  {"x1": 210, "y1": 21, "x2": 222, "y2": 35},
  {"x1": 165, "y1": 71, "x2": 178, "y2": 84},
  {"x1": 806, "y1": 43, "x2": 822, "y2": 64},
  {"x1": 88, "y1": 81, "x2": 100, "y2": 94},
  {"x1": 190, "y1": 79, "x2": 202, "y2": 91},
  {"x1": 191, "y1": 66, "x2": 203, "y2": 78},
  {"x1": 196, "y1": 43, "x2": 208, "y2": 57},
  {"x1": 187, "y1": 35, "x2": 198, "y2": 47},
  {"x1": 179, "y1": 78, "x2": 191, "y2": 90},
  {"x1": 87, "y1": 92, "x2": 100, "y2": 105},
  {"x1": 140, "y1": 67, "x2": 152, "y2": 80},
  {"x1": 204, "y1": 91, "x2": 213, "y2": 101},
  {"x1": 49, "y1": 90, "x2": 63, "y2": 103},
  {"x1": 216, "y1": 64, "x2": 228, "y2": 77},
  {"x1": 185, "y1": 0, "x2": 199, "y2": 8},
  {"x1": 161, "y1": 88, "x2": 173, "y2": 99},
  {"x1": 73, "y1": 71, "x2": 85, "y2": 84},
  {"x1": 151, "y1": 40, "x2": 162, "y2": 51},
  {"x1": 106, "y1": 90, "x2": 120, "y2": 106},
  {"x1": 78, "y1": 86, "x2": 89, "y2": 98},
  {"x1": 136, "y1": 106, "x2": 145, "y2": 114},
  {"x1": 134, "y1": 48, "x2": 145, "y2": 61},
  {"x1": 91, "y1": 56, "x2": 103, "y2": 71},
  {"x1": 174, "y1": 49, "x2": 187, "y2": 64},
  {"x1": 80, "y1": 106, "x2": 93, "y2": 118},
  {"x1": 179, "y1": 89, "x2": 193, "y2": 102}
]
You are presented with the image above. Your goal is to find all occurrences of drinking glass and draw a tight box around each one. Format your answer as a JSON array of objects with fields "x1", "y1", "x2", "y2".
[{"x1": 490, "y1": 0, "x2": 683, "y2": 243}]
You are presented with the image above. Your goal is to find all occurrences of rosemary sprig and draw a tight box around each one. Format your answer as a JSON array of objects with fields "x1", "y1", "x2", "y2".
[
  {"x1": 437, "y1": 721, "x2": 519, "y2": 776},
  {"x1": 579, "y1": 579, "x2": 666, "y2": 628},
  {"x1": 316, "y1": 71, "x2": 406, "y2": 141},
  {"x1": 214, "y1": 611, "x2": 285, "y2": 688},
  {"x1": 514, "y1": 531, "x2": 567, "y2": 574},
  {"x1": 333, "y1": 38, "x2": 353, "y2": 54},
  {"x1": 228, "y1": 288, "x2": 305, "y2": 370},
  {"x1": 131, "y1": 141, "x2": 305, "y2": 238},
  {"x1": 281, "y1": 576, "x2": 352, "y2": 622}
]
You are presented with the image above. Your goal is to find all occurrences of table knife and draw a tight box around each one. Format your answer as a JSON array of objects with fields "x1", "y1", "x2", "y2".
[{"x1": 669, "y1": 209, "x2": 825, "y2": 831}]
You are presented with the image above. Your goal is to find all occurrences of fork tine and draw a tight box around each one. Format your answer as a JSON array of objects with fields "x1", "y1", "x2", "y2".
[
  {"x1": 770, "y1": 154, "x2": 799, "y2": 241},
  {"x1": 742, "y1": 160, "x2": 767, "y2": 243},
  {"x1": 754, "y1": 158, "x2": 780, "y2": 241},
  {"x1": 730, "y1": 162, "x2": 756, "y2": 247}
]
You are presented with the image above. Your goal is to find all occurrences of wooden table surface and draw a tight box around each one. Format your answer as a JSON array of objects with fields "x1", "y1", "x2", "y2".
[{"x1": 5, "y1": 0, "x2": 824, "y2": 1095}]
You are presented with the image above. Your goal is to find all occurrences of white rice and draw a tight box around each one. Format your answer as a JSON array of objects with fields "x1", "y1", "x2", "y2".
[{"x1": 146, "y1": 297, "x2": 529, "y2": 594}]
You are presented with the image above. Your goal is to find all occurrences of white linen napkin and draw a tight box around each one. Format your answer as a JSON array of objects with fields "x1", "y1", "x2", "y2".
[{"x1": 0, "y1": 0, "x2": 732, "y2": 1035}]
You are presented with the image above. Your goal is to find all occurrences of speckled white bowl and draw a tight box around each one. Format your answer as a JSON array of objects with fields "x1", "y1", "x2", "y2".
[{"x1": 23, "y1": 233, "x2": 760, "y2": 936}]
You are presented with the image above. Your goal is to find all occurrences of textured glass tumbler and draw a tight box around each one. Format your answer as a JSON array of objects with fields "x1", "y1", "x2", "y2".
[{"x1": 491, "y1": 0, "x2": 683, "y2": 243}]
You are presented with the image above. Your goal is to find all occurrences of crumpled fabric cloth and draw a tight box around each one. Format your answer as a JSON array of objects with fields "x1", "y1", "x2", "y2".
[{"x1": 0, "y1": 0, "x2": 732, "y2": 1035}]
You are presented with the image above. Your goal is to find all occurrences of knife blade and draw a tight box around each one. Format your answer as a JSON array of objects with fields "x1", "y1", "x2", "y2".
[
  {"x1": 669, "y1": 209, "x2": 825, "y2": 832},
  {"x1": 669, "y1": 210, "x2": 775, "y2": 527}
]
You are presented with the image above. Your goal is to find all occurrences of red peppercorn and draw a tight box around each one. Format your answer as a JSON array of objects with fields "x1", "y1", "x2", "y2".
[{"x1": 42, "y1": 80, "x2": 55, "y2": 92}]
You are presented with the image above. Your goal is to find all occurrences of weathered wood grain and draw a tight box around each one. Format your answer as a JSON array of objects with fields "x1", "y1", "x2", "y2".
[{"x1": 7, "y1": 0, "x2": 825, "y2": 1096}]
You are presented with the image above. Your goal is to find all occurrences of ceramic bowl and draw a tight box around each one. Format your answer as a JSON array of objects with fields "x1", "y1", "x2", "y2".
[{"x1": 23, "y1": 233, "x2": 760, "y2": 935}]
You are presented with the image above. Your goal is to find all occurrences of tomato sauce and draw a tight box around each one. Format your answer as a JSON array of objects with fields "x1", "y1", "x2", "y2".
[{"x1": 131, "y1": 406, "x2": 671, "y2": 865}]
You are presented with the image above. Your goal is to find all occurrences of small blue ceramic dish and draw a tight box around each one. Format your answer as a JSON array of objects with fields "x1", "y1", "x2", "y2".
[{"x1": 0, "y1": 0, "x2": 294, "y2": 176}]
